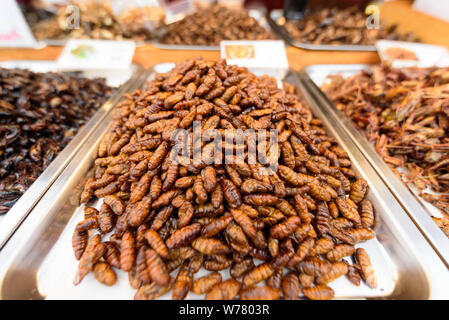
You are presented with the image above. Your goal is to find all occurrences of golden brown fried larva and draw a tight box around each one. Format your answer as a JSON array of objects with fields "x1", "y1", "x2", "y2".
[
  {"x1": 120, "y1": 231, "x2": 135, "y2": 272},
  {"x1": 281, "y1": 272, "x2": 300, "y2": 300},
  {"x1": 192, "y1": 272, "x2": 222, "y2": 295},
  {"x1": 356, "y1": 248, "x2": 377, "y2": 288},
  {"x1": 93, "y1": 261, "x2": 117, "y2": 286},
  {"x1": 303, "y1": 285, "x2": 335, "y2": 300},
  {"x1": 242, "y1": 262, "x2": 274, "y2": 287},
  {"x1": 205, "y1": 279, "x2": 241, "y2": 300},
  {"x1": 240, "y1": 286, "x2": 281, "y2": 300}
]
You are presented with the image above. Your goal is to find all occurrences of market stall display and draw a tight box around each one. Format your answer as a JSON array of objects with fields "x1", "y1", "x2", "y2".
[
  {"x1": 160, "y1": 5, "x2": 275, "y2": 46},
  {"x1": 0, "y1": 68, "x2": 113, "y2": 216},
  {"x1": 322, "y1": 64, "x2": 449, "y2": 237}
]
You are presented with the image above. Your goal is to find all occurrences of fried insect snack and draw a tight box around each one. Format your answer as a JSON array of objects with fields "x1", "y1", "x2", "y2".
[
  {"x1": 161, "y1": 5, "x2": 274, "y2": 46},
  {"x1": 0, "y1": 68, "x2": 112, "y2": 215},
  {"x1": 283, "y1": 6, "x2": 419, "y2": 46},
  {"x1": 72, "y1": 58, "x2": 378, "y2": 300},
  {"x1": 324, "y1": 64, "x2": 449, "y2": 236}
]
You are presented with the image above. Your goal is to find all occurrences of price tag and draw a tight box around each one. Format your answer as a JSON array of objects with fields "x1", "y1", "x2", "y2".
[
  {"x1": 57, "y1": 39, "x2": 136, "y2": 71},
  {"x1": 220, "y1": 40, "x2": 289, "y2": 80},
  {"x1": 0, "y1": 0, "x2": 38, "y2": 48}
]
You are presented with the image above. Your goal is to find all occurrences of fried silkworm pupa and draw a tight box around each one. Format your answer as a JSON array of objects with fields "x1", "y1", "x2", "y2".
[
  {"x1": 242, "y1": 262, "x2": 274, "y2": 287},
  {"x1": 230, "y1": 257, "x2": 255, "y2": 279},
  {"x1": 356, "y1": 248, "x2": 377, "y2": 288},
  {"x1": 144, "y1": 229, "x2": 169, "y2": 259},
  {"x1": 316, "y1": 261, "x2": 348, "y2": 285},
  {"x1": 281, "y1": 272, "x2": 300, "y2": 300},
  {"x1": 84, "y1": 206, "x2": 99, "y2": 219},
  {"x1": 166, "y1": 223, "x2": 202, "y2": 249},
  {"x1": 201, "y1": 166, "x2": 218, "y2": 193},
  {"x1": 145, "y1": 248, "x2": 171, "y2": 286},
  {"x1": 75, "y1": 217, "x2": 99, "y2": 232},
  {"x1": 103, "y1": 242, "x2": 121, "y2": 269},
  {"x1": 360, "y1": 199, "x2": 375, "y2": 229},
  {"x1": 74, "y1": 235, "x2": 106, "y2": 285},
  {"x1": 192, "y1": 237, "x2": 231, "y2": 255},
  {"x1": 221, "y1": 178, "x2": 242, "y2": 208},
  {"x1": 350, "y1": 179, "x2": 368, "y2": 204},
  {"x1": 72, "y1": 229, "x2": 88, "y2": 260},
  {"x1": 134, "y1": 279, "x2": 174, "y2": 300},
  {"x1": 120, "y1": 231, "x2": 135, "y2": 272},
  {"x1": 325, "y1": 244, "x2": 355, "y2": 262},
  {"x1": 98, "y1": 203, "x2": 115, "y2": 234},
  {"x1": 103, "y1": 195, "x2": 125, "y2": 215},
  {"x1": 172, "y1": 266, "x2": 193, "y2": 300},
  {"x1": 192, "y1": 272, "x2": 222, "y2": 295},
  {"x1": 240, "y1": 286, "x2": 281, "y2": 300},
  {"x1": 205, "y1": 279, "x2": 241, "y2": 300},
  {"x1": 346, "y1": 262, "x2": 362, "y2": 286},
  {"x1": 302, "y1": 285, "x2": 335, "y2": 300},
  {"x1": 93, "y1": 261, "x2": 117, "y2": 286},
  {"x1": 298, "y1": 257, "x2": 332, "y2": 278},
  {"x1": 309, "y1": 237, "x2": 334, "y2": 256},
  {"x1": 298, "y1": 273, "x2": 314, "y2": 287},
  {"x1": 270, "y1": 216, "x2": 301, "y2": 239},
  {"x1": 201, "y1": 215, "x2": 233, "y2": 238},
  {"x1": 193, "y1": 174, "x2": 208, "y2": 204}
]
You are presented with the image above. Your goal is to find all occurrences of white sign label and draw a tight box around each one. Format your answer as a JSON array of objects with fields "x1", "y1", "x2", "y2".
[
  {"x1": 57, "y1": 39, "x2": 136, "y2": 71},
  {"x1": 0, "y1": 0, "x2": 38, "y2": 48},
  {"x1": 220, "y1": 40, "x2": 289, "y2": 80}
]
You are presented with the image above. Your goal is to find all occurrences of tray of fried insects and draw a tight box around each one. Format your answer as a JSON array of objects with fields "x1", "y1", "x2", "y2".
[
  {"x1": 266, "y1": 7, "x2": 419, "y2": 52},
  {"x1": 298, "y1": 63, "x2": 449, "y2": 269},
  {"x1": 151, "y1": 5, "x2": 276, "y2": 51},
  {"x1": 0, "y1": 60, "x2": 147, "y2": 249},
  {"x1": 0, "y1": 59, "x2": 447, "y2": 300}
]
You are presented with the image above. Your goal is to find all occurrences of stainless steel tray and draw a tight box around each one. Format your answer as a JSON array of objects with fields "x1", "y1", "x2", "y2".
[
  {"x1": 267, "y1": 10, "x2": 377, "y2": 52},
  {"x1": 0, "y1": 60, "x2": 146, "y2": 249},
  {"x1": 300, "y1": 64, "x2": 449, "y2": 268},
  {"x1": 0, "y1": 64, "x2": 447, "y2": 300}
]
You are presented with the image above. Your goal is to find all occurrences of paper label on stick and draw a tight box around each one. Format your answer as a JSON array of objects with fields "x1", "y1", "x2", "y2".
[
  {"x1": 220, "y1": 40, "x2": 289, "y2": 80},
  {"x1": 57, "y1": 39, "x2": 136, "y2": 71},
  {"x1": 0, "y1": 0, "x2": 38, "y2": 48}
]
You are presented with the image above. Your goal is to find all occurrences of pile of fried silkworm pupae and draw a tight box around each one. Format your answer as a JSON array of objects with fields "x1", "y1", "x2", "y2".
[{"x1": 72, "y1": 58, "x2": 377, "y2": 300}]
